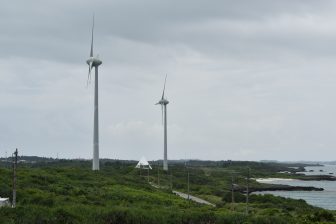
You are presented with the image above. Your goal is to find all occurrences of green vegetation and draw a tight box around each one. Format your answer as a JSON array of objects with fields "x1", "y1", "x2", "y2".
[{"x1": 0, "y1": 159, "x2": 335, "y2": 223}]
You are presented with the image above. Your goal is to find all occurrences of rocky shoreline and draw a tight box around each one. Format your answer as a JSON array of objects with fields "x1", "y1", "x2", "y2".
[
  {"x1": 294, "y1": 175, "x2": 336, "y2": 181},
  {"x1": 247, "y1": 185, "x2": 324, "y2": 193}
]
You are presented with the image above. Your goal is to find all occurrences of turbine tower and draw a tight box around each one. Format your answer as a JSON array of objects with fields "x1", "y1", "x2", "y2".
[
  {"x1": 86, "y1": 16, "x2": 102, "y2": 171},
  {"x1": 156, "y1": 75, "x2": 169, "y2": 171}
]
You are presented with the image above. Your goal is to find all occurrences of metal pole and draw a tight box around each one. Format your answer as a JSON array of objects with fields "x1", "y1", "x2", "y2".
[
  {"x1": 5, "y1": 151, "x2": 7, "y2": 168},
  {"x1": 12, "y1": 148, "x2": 18, "y2": 208},
  {"x1": 163, "y1": 104, "x2": 168, "y2": 171},
  {"x1": 170, "y1": 170, "x2": 172, "y2": 191},
  {"x1": 140, "y1": 165, "x2": 142, "y2": 176},
  {"x1": 246, "y1": 167, "x2": 250, "y2": 215},
  {"x1": 231, "y1": 174, "x2": 234, "y2": 210},
  {"x1": 187, "y1": 167, "x2": 190, "y2": 201},
  {"x1": 93, "y1": 66, "x2": 99, "y2": 171},
  {"x1": 157, "y1": 161, "x2": 160, "y2": 186}
]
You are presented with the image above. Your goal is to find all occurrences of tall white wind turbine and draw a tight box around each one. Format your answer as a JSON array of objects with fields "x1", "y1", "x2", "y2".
[
  {"x1": 156, "y1": 75, "x2": 169, "y2": 171},
  {"x1": 86, "y1": 16, "x2": 102, "y2": 171}
]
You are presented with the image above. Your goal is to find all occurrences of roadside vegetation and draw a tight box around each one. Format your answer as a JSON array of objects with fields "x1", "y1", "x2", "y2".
[{"x1": 0, "y1": 158, "x2": 335, "y2": 223}]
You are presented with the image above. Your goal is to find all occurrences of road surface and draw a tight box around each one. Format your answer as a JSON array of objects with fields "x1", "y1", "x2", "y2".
[{"x1": 172, "y1": 190, "x2": 215, "y2": 207}]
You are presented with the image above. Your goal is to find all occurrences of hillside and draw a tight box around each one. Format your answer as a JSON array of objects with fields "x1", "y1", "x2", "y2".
[{"x1": 0, "y1": 159, "x2": 335, "y2": 224}]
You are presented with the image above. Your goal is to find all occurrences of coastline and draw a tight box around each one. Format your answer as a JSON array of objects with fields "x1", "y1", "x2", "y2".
[
  {"x1": 248, "y1": 164, "x2": 336, "y2": 209},
  {"x1": 240, "y1": 178, "x2": 325, "y2": 193},
  {"x1": 294, "y1": 175, "x2": 336, "y2": 181},
  {"x1": 248, "y1": 184, "x2": 324, "y2": 193}
]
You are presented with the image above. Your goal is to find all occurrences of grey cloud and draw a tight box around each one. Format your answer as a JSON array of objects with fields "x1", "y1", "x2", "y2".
[{"x1": 1, "y1": 1, "x2": 336, "y2": 161}]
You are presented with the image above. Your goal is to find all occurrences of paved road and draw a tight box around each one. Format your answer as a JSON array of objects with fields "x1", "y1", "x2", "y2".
[
  {"x1": 149, "y1": 182, "x2": 215, "y2": 207},
  {"x1": 172, "y1": 190, "x2": 216, "y2": 207}
]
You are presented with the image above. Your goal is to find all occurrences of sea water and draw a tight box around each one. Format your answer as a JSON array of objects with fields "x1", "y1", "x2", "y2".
[{"x1": 255, "y1": 165, "x2": 336, "y2": 210}]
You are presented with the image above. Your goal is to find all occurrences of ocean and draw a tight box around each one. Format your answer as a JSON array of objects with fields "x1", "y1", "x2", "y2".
[{"x1": 255, "y1": 164, "x2": 336, "y2": 210}]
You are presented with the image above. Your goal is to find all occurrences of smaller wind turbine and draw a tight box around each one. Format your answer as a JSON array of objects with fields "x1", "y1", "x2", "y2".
[
  {"x1": 156, "y1": 75, "x2": 169, "y2": 171},
  {"x1": 86, "y1": 15, "x2": 102, "y2": 171}
]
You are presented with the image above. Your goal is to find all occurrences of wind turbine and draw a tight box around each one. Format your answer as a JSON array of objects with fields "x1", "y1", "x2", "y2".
[
  {"x1": 86, "y1": 16, "x2": 102, "y2": 171},
  {"x1": 156, "y1": 75, "x2": 169, "y2": 171}
]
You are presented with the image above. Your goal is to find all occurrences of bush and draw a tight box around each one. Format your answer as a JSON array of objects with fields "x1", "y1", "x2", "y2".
[
  {"x1": 308, "y1": 210, "x2": 335, "y2": 222},
  {"x1": 222, "y1": 192, "x2": 246, "y2": 203},
  {"x1": 249, "y1": 215, "x2": 294, "y2": 224}
]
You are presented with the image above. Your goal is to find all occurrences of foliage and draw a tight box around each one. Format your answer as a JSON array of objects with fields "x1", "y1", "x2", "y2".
[{"x1": 0, "y1": 159, "x2": 334, "y2": 223}]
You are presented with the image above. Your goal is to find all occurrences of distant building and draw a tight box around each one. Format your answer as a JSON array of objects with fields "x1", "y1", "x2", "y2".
[
  {"x1": 135, "y1": 157, "x2": 152, "y2": 170},
  {"x1": 0, "y1": 198, "x2": 10, "y2": 207}
]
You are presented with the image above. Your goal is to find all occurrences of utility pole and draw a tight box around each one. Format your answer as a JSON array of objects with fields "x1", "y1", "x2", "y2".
[
  {"x1": 231, "y1": 174, "x2": 235, "y2": 210},
  {"x1": 157, "y1": 161, "x2": 160, "y2": 186},
  {"x1": 187, "y1": 166, "x2": 190, "y2": 201},
  {"x1": 147, "y1": 167, "x2": 150, "y2": 182},
  {"x1": 170, "y1": 170, "x2": 173, "y2": 191},
  {"x1": 246, "y1": 167, "x2": 250, "y2": 215},
  {"x1": 12, "y1": 148, "x2": 18, "y2": 208},
  {"x1": 5, "y1": 151, "x2": 8, "y2": 168},
  {"x1": 139, "y1": 165, "x2": 142, "y2": 176}
]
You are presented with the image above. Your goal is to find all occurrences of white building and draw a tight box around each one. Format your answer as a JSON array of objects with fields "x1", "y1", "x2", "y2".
[
  {"x1": 0, "y1": 197, "x2": 9, "y2": 207},
  {"x1": 135, "y1": 156, "x2": 152, "y2": 170}
]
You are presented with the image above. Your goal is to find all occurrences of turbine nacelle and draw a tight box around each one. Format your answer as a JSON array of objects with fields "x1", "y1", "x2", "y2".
[
  {"x1": 156, "y1": 99, "x2": 169, "y2": 105},
  {"x1": 86, "y1": 57, "x2": 102, "y2": 67}
]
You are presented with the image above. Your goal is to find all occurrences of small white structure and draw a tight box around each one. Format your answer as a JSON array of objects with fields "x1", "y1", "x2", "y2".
[
  {"x1": 0, "y1": 197, "x2": 10, "y2": 207},
  {"x1": 135, "y1": 156, "x2": 152, "y2": 169}
]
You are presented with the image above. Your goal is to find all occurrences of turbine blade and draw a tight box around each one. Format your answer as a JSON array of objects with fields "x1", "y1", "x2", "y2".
[
  {"x1": 87, "y1": 69, "x2": 91, "y2": 87},
  {"x1": 161, "y1": 105, "x2": 163, "y2": 125},
  {"x1": 89, "y1": 61, "x2": 93, "y2": 77},
  {"x1": 87, "y1": 62, "x2": 93, "y2": 87},
  {"x1": 161, "y1": 74, "x2": 167, "y2": 100},
  {"x1": 86, "y1": 69, "x2": 90, "y2": 87},
  {"x1": 90, "y1": 15, "x2": 94, "y2": 57}
]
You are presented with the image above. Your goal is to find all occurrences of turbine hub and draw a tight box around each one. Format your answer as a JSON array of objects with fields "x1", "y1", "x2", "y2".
[
  {"x1": 158, "y1": 99, "x2": 169, "y2": 105},
  {"x1": 86, "y1": 57, "x2": 102, "y2": 67}
]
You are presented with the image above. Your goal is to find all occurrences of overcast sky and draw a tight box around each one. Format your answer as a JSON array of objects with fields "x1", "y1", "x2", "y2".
[{"x1": 1, "y1": 0, "x2": 336, "y2": 161}]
